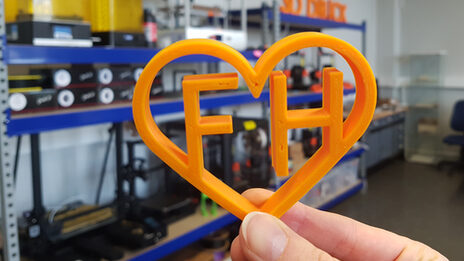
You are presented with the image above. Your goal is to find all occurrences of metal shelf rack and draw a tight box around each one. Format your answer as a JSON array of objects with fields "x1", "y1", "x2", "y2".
[
  {"x1": 7, "y1": 89, "x2": 355, "y2": 136},
  {"x1": 229, "y1": 7, "x2": 365, "y2": 31},
  {"x1": 0, "y1": 46, "x2": 357, "y2": 261},
  {"x1": 5, "y1": 45, "x2": 261, "y2": 65},
  {"x1": 123, "y1": 2, "x2": 369, "y2": 258},
  {"x1": 229, "y1": 2, "x2": 366, "y2": 54},
  {"x1": 0, "y1": 0, "x2": 366, "y2": 260}
]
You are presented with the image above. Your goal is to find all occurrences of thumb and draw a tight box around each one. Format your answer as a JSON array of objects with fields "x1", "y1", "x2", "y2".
[{"x1": 237, "y1": 211, "x2": 339, "y2": 261}]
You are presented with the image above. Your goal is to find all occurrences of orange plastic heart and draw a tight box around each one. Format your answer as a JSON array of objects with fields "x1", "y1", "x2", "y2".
[{"x1": 132, "y1": 32, "x2": 377, "y2": 220}]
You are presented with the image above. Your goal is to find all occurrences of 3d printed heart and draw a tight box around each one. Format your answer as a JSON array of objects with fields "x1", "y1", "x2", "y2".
[{"x1": 132, "y1": 32, "x2": 376, "y2": 220}]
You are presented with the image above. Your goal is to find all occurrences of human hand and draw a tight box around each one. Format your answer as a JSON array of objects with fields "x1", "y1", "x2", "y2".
[{"x1": 230, "y1": 189, "x2": 448, "y2": 261}]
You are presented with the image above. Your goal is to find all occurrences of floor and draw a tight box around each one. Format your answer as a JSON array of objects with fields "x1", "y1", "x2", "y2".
[{"x1": 331, "y1": 159, "x2": 464, "y2": 260}]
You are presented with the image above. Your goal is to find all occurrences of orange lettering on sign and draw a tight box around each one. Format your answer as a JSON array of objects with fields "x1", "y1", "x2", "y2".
[
  {"x1": 281, "y1": 0, "x2": 347, "y2": 23},
  {"x1": 280, "y1": 0, "x2": 303, "y2": 15},
  {"x1": 307, "y1": 0, "x2": 327, "y2": 19},
  {"x1": 328, "y1": 2, "x2": 347, "y2": 23}
]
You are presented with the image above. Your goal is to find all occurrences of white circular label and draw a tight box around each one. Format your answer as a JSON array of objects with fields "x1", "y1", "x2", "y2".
[
  {"x1": 54, "y1": 69, "x2": 72, "y2": 88},
  {"x1": 9, "y1": 93, "x2": 27, "y2": 111},
  {"x1": 57, "y1": 90, "x2": 74, "y2": 107},
  {"x1": 98, "y1": 68, "x2": 113, "y2": 85},
  {"x1": 133, "y1": 68, "x2": 143, "y2": 81},
  {"x1": 99, "y1": 88, "x2": 114, "y2": 104}
]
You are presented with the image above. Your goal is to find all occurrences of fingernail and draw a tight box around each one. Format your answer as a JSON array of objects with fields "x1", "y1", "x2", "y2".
[{"x1": 242, "y1": 212, "x2": 288, "y2": 261}]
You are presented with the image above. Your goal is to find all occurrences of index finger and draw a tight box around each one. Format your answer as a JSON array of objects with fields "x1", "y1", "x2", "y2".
[{"x1": 241, "y1": 188, "x2": 442, "y2": 261}]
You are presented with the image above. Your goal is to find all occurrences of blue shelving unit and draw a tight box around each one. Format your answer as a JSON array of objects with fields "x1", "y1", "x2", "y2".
[
  {"x1": 5, "y1": 45, "x2": 261, "y2": 65},
  {"x1": 270, "y1": 10, "x2": 365, "y2": 31},
  {"x1": 7, "y1": 89, "x2": 356, "y2": 136},
  {"x1": 7, "y1": 91, "x2": 266, "y2": 135},
  {"x1": 1, "y1": 4, "x2": 367, "y2": 261},
  {"x1": 229, "y1": 6, "x2": 366, "y2": 54},
  {"x1": 230, "y1": 8, "x2": 365, "y2": 32},
  {"x1": 274, "y1": 147, "x2": 365, "y2": 189},
  {"x1": 130, "y1": 147, "x2": 365, "y2": 261}
]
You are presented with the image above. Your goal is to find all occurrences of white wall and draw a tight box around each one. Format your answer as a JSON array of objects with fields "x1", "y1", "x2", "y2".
[
  {"x1": 322, "y1": 0, "x2": 377, "y2": 83},
  {"x1": 376, "y1": 0, "x2": 464, "y2": 88},
  {"x1": 375, "y1": 0, "x2": 396, "y2": 86},
  {"x1": 375, "y1": 0, "x2": 464, "y2": 159},
  {"x1": 399, "y1": 0, "x2": 464, "y2": 87}
]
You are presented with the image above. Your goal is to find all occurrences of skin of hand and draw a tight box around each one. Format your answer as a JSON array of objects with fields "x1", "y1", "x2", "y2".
[{"x1": 230, "y1": 189, "x2": 448, "y2": 261}]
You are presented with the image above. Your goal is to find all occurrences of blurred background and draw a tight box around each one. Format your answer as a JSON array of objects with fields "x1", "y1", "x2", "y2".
[{"x1": 0, "y1": 0, "x2": 462, "y2": 260}]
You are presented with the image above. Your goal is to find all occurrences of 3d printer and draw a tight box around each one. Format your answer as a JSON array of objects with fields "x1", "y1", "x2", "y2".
[{"x1": 5, "y1": 0, "x2": 92, "y2": 46}]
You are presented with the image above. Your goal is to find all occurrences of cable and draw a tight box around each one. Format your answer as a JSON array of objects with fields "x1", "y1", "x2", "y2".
[
  {"x1": 13, "y1": 135, "x2": 22, "y2": 183},
  {"x1": 95, "y1": 126, "x2": 115, "y2": 205}
]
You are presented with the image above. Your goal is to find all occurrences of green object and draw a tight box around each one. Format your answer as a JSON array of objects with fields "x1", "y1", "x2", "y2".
[{"x1": 200, "y1": 193, "x2": 218, "y2": 217}]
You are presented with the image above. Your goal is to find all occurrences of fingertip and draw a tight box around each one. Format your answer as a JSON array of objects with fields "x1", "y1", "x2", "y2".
[
  {"x1": 241, "y1": 212, "x2": 288, "y2": 261},
  {"x1": 241, "y1": 188, "x2": 273, "y2": 206},
  {"x1": 240, "y1": 211, "x2": 337, "y2": 261},
  {"x1": 230, "y1": 237, "x2": 246, "y2": 261}
]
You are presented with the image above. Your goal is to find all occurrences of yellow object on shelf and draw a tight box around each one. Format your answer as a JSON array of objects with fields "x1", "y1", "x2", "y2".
[
  {"x1": 5, "y1": 0, "x2": 89, "y2": 22},
  {"x1": 84, "y1": 0, "x2": 143, "y2": 33}
]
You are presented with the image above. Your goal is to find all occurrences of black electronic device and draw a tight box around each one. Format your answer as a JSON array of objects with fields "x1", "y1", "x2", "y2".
[
  {"x1": 18, "y1": 129, "x2": 119, "y2": 256},
  {"x1": 290, "y1": 65, "x2": 309, "y2": 90},
  {"x1": 31, "y1": 66, "x2": 97, "y2": 89},
  {"x1": 97, "y1": 66, "x2": 137, "y2": 85},
  {"x1": 231, "y1": 118, "x2": 271, "y2": 190},
  {"x1": 150, "y1": 73, "x2": 163, "y2": 99},
  {"x1": 301, "y1": 128, "x2": 322, "y2": 158},
  {"x1": 199, "y1": 229, "x2": 230, "y2": 258},
  {"x1": 96, "y1": 66, "x2": 162, "y2": 104},
  {"x1": 27, "y1": 232, "x2": 123, "y2": 261},
  {"x1": 140, "y1": 195, "x2": 197, "y2": 224},
  {"x1": 34, "y1": 203, "x2": 117, "y2": 243},
  {"x1": 28, "y1": 66, "x2": 101, "y2": 108},
  {"x1": 170, "y1": 70, "x2": 196, "y2": 96},
  {"x1": 28, "y1": 244, "x2": 100, "y2": 261},
  {"x1": 9, "y1": 88, "x2": 56, "y2": 113},
  {"x1": 8, "y1": 74, "x2": 56, "y2": 113},
  {"x1": 19, "y1": 203, "x2": 118, "y2": 258},
  {"x1": 92, "y1": 32, "x2": 146, "y2": 47},
  {"x1": 105, "y1": 218, "x2": 167, "y2": 249},
  {"x1": 97, "y1": 66, "x2": 134, "y2": 105},
  {"x1": 46, "y1": 246, "x2": 100, "y2": 261},
  {"x1": 122, "y1": 122, "x2": 201, "y2": 224},
  {"x1": 117, "y1": 139, "x2": 197, "y2": 224},
  {"x1": 6, "y1": 20, "x2": 92, "y2": 47},
  {"x1": 55, "y1": 87, "x2": 99, "y2": 108},
  {"x1": 160, "y1": 117, "x2": 271, "y2": 192},
  {"x1": 74, "y1": 234, "x2": 124, "y2": 260}
]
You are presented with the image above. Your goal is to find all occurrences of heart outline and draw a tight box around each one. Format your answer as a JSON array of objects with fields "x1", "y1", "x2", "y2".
[{"x1": 133, "y1": 32, "x2": 376, "y2": 220}]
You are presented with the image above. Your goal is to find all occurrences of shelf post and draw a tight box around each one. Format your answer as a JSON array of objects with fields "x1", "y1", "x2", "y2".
[
  {"x1": 184, "y1": 0, "x2": 191, "y2": 29},
  {"x1": 241, "y1": 0, "x2": 247, "y2": 33},
  {"x1": 261, "y1": 3, "x2": 271, "y2": 47},
  {"x1": 114, "y1": 123, "x2": 126, "y2": 216},
  {"x1": 362, "y1": 20, "x2": 367, "y2": 56},
  {"x1": 0, "y1": 0, "x2": 21, "y2": 259},
  {"x1": 30, "y1": 134, "x2": 45, "y2": 221},
  {"x1": 272, "y1": 0, "x2": 280, "y2": 43}
]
